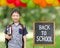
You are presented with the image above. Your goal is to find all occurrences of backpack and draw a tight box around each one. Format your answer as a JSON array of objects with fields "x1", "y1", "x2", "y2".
[{"x1": 5, "y1": 24, "x2": 24, "y2": 48}]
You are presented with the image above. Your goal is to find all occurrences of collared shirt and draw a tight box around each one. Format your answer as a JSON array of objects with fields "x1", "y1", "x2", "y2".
[{"x1": 5, "y1": 23, "x2": 28, "y2": 48}]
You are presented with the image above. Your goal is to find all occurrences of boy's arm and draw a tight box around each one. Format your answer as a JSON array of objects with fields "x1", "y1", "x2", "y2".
[
  {"x1": 5, "y1": 26, "x2": 12, "y2": 40},
  {"x1": 23, "y1": 26, "x2": 28, "y2": 48},
  {"x1": 23, "y1": 35, "x2": 27, "y2": 48}
]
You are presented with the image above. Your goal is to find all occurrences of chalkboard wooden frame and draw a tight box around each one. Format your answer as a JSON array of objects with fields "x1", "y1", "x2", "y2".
[{"x1": 33, "y1": 21, "x2": 55, "y2": 46}]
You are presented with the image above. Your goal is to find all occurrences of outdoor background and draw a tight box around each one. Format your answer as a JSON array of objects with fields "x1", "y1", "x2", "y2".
[{"x1": 0, "y1": 6, "x2": 60, "y2": 48}]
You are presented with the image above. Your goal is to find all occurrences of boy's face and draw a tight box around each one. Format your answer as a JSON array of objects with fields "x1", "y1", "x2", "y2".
[{"x1": 11, "y1": 12, "x2": 20, "y2": 23}]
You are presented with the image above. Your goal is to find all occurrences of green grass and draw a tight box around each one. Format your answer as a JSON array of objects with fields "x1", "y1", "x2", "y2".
[
  {"x1": 0, "y1": 36, "x2": 60, "y2": 48},
  {"x1": 0, "y1": 41, "x2": 6, "y2": 48},
  {"x1": 27, "y1": 36, "x2": 60, "y2": 48}
]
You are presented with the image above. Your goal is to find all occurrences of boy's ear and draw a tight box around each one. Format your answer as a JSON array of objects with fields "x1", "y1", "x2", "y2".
[
  {"x1": 20, "y1": 16, "x2": 22, "y2": 18},
  {"x1": 20, "y1": 15, "x2": 22, "y2": 17},
  {"x1": 11, "y1": 15, "x2": 13, "y2": 18}
]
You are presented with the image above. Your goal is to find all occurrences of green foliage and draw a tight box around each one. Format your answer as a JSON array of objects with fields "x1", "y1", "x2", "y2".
[{"x1": 0, "y1": 6, "x2": 60, "y2": 29}]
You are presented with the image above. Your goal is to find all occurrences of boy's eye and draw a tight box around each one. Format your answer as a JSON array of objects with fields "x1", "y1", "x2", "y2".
[
  {"x1": 13, "y1": 15, "x2": 17, "y2": 16},
  {"x1": 13, "y1": 15, "x2": 19, "y2": 17}
]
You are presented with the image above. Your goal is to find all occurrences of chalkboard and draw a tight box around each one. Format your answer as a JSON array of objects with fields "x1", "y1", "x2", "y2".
[{"x1": 33, "y1": 22, "x2": 55, "y2": 46}]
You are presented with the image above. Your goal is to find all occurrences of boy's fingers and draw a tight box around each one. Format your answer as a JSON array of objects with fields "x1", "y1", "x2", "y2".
[{"x1": 5, "y1": 34, "x2": 12, "y2": 40}]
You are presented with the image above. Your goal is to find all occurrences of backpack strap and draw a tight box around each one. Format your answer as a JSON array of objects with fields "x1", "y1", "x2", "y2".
[
  {"x1": 8, "y1": 25, "x2": 12, "y2": 36},
  {"x1": 19, "y1": 24, "x2": 24, "y2": 48},
  {"x1": 20, "y1": 24, "x2": 24, "y2": 32}
]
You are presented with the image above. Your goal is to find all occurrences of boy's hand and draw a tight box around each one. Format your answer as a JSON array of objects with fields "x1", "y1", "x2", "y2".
[{"x1": 5, "y1": 34, "x2": 12, "y2": 40}]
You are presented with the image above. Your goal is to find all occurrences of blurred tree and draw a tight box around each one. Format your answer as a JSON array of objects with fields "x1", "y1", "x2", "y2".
[{"x1": 0, "y1": 6, "x2": 60, "y2": 30}]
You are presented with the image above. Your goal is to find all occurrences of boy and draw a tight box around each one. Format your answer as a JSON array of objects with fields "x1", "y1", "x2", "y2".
[{"x1": 5, "y1": 8, "x2": 28, "y2": 48}]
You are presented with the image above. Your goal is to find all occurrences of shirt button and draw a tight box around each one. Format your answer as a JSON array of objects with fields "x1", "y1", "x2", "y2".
[
  {"x1": 16, "y1": 31, "x2": 17, "y2": 32},
  {"x1": 16, "y1": 35, "x2": 17, "y2": 37},
  {"x1": 16, "y1": 36, "x2": 17, "y2": 37}
]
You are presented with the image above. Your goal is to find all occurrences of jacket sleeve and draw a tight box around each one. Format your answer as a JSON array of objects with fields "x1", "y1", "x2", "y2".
[
  {"x1": 23, "y1": 26, "x2": 28, "y2": 36},
  {"x1": 4, "y1": 26, "x2": 9, "y2": 34}
]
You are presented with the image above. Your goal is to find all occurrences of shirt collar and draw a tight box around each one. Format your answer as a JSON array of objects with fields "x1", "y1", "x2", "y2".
[{"x1": 12, "y1": 22, "x2": 21, "y2": 26}]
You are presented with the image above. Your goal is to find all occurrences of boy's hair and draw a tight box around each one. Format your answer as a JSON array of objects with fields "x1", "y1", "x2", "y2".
[{"x1": 11, "y1": 8, "x2": 21, "y2": 16}]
